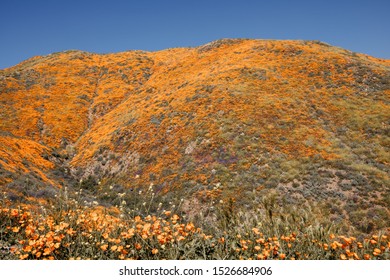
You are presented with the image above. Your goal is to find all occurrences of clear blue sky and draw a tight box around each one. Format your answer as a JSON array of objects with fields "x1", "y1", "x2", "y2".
[{"x1": 1, "y1": 0, "x2": 389, "y2": 69}]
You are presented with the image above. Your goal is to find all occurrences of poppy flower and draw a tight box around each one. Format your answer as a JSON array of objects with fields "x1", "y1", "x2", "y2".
[
  {"x1": 111, "y1": 245, "x2": 118, "y2": 252},
  {"x1": 373, "y1": 248, "x2": 381, "y2": 256},
  {"x1": 135, "y1": 243, "x2": 142, "y2": 250},
  {"x1": 19, "y1": 254, "x2": 29, "y2": 260}
]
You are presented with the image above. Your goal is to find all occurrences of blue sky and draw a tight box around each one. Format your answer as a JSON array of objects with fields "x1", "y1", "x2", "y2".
[{"x1": 1, "y1": 0, "x2": 389, "y2": 69}]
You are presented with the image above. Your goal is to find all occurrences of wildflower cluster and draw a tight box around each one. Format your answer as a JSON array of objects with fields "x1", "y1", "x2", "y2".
[
  {"x1": 0, "y1": 206, "x2": 203, "y2": 260},
  {"x1": 1, "y1": 205, "x2": 389, "y2": 260}
]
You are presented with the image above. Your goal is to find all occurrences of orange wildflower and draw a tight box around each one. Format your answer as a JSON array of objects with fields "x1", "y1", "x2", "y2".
[
  {"x1": 342, "y1": 237, "x2": 352, "y2": 245},
  {"x1": 100, "y1": 244, "x2": 108, "y2": 251},
  {"x1": 152, "y1": 248, "x2": 159, "y2": 255},
  {"x1": 121, "y1": 249, "x2": 128, "y2": 255},
  {"x1": 43, "y1": 247, "x2": 52, "y2": 256},
  {"x1": 177, "y1": 236, "x2": 185, "y2": 242},
  {"x1": 134, "y1": 216, "x2": 142, "y2": 223},
  {"x1": 373, "y1": 248, "x2": 381, "y2": 256},
  {"x1": 135, "y1": 243, "x2": 142, "y2": 250},
  {"x1": 19, "y1": 254, "x2": 29, "y2": 260},
  {"x1": 185, "y1": 223, "x2": 195, "y2": 231},
  {"x1": 157, "y1": 234, "x2": 166, "y2": 244},
  {"x1": 171, "y1": 214, "x2": 179, "y2": 223},
  {"x1": 136, "y1": 224, "x2": 143, "y2": 230},
  {"x1": 10, "y1": 209, "x2": 19, "y2": 217},
  {"x1": 111, "y1": 245, "x2": 118, "y2": 252},
  {"x1": 25, "y1": 226, "x2": 35, "y2": 236},
  {"x1": 66, "y1": 228, "x2": 76, "y2": 236},
  {"x1": 143, "y1": 223, "x2": 151, "y2": 231},
  {"x1": 340, "y1": 254, "x2": 347, "y2": 260},
  {"x1": 202, "y1": 234, "x2": 212, "y2": 240},
  {"x1": 23, "y1": 245, "x2": 32, "y2": 253},
  {"x1": 256, "y1": 254, "x2": 264, "y2": 260},
  {"x1": 12, "y1": 227, "x2": 20, "y2": 233},
  {"x1": 331, "y1": 241, "x2": 342, "y2": 250},
  {"x1": 345, "y1": 249, "x2": 354, "y2": 258},
  {"x1": 256, "y1": 238, "x2": 265, "y2": 244}
]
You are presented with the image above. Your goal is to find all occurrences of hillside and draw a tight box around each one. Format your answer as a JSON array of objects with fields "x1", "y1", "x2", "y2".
[{"x1": 0, "y1": 39, "x2": 389, "y2": 234}]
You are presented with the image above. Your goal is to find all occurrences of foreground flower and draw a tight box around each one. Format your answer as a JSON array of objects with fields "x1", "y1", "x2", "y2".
[{"x1": 135, "y1": 243, "x2": 142, "y2": 250}]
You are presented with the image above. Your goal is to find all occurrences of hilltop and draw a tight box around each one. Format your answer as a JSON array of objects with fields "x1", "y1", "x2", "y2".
[{"x1": 0, "y1": 39, "x2": 389, "y2": 234}]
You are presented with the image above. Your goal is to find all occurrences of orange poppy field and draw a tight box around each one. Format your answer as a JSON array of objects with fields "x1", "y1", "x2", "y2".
[{"x1": 0, "y1": 39, "x2": 389, "y2": 260}]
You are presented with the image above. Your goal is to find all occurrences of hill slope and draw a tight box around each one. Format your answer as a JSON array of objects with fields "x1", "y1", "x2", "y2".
[{"x1": 0, "y1": 39, "x2": 389, "y2": 233}]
